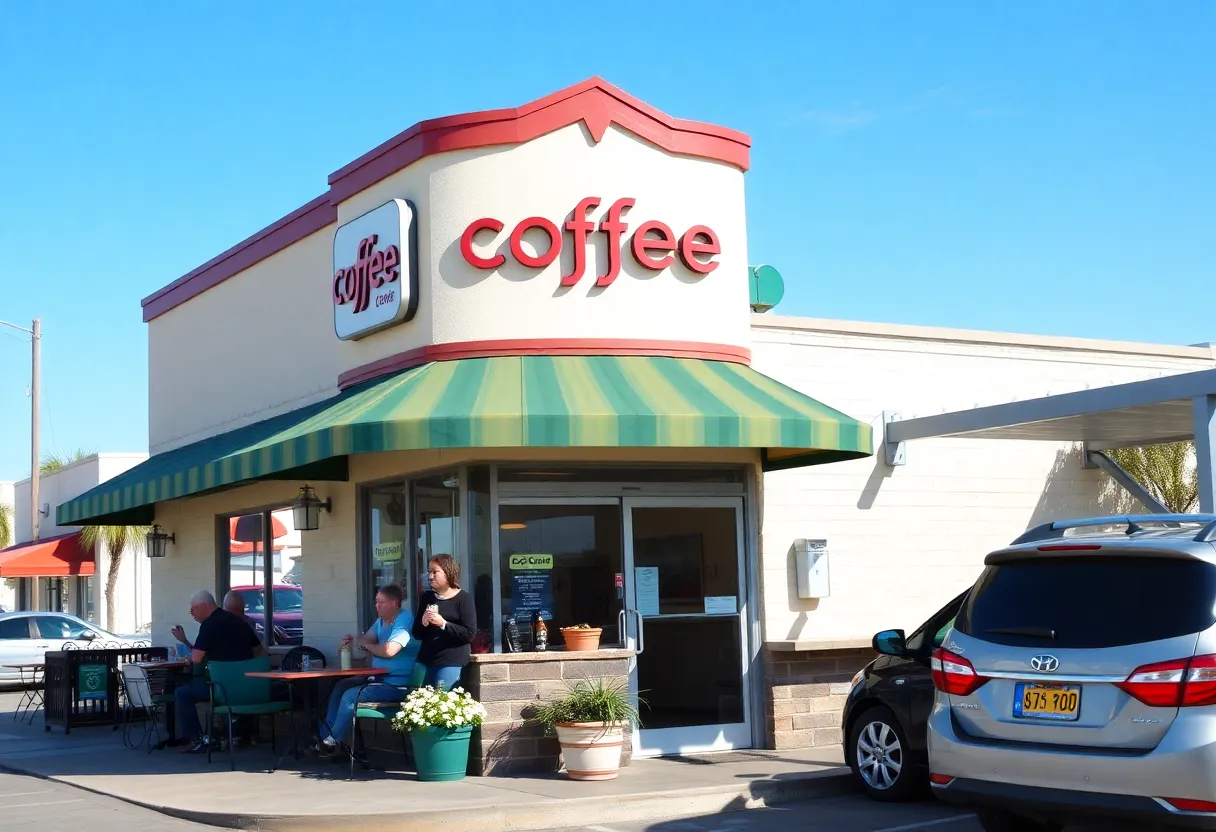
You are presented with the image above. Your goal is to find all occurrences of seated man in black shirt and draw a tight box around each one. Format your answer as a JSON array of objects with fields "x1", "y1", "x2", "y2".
[{"x1": 172, "y1": 589, "x2": 262, "y2": 753}]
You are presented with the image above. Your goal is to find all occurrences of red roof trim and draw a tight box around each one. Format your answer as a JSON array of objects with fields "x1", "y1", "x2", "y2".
[
  {"x1": 0, "y1": 532, "x2": 95, "y2": 578},
  {"x1": 141, "y1": 78, "x2": 750, "y2": 322},
  {"x1": 141, "y1": 195, "x2": 336, "y2": 322},
  {"x1": 337, "y1": 338, "x2": 752, "y2": 390},
  {"x1": 327, "y1": 76, "x2": 750, "y2": 203}
]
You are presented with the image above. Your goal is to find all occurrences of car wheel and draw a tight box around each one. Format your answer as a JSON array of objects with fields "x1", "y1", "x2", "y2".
[
  {"x1": 848, "y1": 706, "x2": 919, "y2": 801},
  {"x1": 975, "y1": 807, "x2": 1062, "y2": 832}
]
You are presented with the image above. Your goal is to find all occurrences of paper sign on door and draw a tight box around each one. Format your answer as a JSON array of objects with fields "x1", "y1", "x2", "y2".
[
  {"x1": 634, "y1": 567, "x2": 660, "y2": 616},
  {"x1": 704, "y1": 596, "x2": 737, "y2": 615}
]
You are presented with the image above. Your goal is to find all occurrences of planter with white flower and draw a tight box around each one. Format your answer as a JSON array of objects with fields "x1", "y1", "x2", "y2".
[
  {"x1": 529, "y1": 678, "x2": 642, "y2": 781},
  {"x1": 391, "y1": 685, "x2": 487, "y2": 782}
]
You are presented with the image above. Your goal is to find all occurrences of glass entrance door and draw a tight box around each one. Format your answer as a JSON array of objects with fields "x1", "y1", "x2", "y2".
[{"x1": 623, "y1": 498, "x2": 750, "y2": 756}]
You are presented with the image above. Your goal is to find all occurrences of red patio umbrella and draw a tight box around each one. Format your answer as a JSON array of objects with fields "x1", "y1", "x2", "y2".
[{"x1": 229, "y1": 515, "x2": 288, "y2": 554}]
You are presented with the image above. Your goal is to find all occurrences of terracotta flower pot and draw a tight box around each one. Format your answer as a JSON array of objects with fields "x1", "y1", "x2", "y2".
[
  {"x1": 555, "y1": 722, "x2": 624, "y2": 780},
  {"x1": 560, "y1": 627, "x2": 602, "y2": 651}
]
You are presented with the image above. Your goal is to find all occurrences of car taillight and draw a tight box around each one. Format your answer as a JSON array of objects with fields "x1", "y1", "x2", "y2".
[
  {"x1": 931, "y1": 647, "x2": 988, "y2": 696},
  {"x1": 1117, "y1": 654, "x2": 1216, "y2": 708},
  {"x1": 1162, "y1": 797, "x2": 1216, "y2": 813}
]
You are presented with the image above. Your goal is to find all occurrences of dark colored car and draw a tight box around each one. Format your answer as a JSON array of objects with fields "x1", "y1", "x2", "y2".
[
  {"x1": 232, "y1": 584, "x2": 304, "y2": 646},
  {"x1": 841, "y1": 589, "x2": 969, "y2": 801}
]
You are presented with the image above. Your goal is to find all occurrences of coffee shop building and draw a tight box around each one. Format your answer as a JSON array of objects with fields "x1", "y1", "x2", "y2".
[{"x1": 57, "y1": 78, "x2": 1216, "y2": 767}]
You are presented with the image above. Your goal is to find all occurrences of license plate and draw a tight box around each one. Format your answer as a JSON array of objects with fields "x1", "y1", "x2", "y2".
[{"x1": 1013, "y1": 683, "x2": 1081, "y2": 721}]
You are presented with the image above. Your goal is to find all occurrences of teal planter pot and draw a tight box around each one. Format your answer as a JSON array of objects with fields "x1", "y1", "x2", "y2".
[{"x1": 411, "y1": 724, "x2": 473, "y2": 781}]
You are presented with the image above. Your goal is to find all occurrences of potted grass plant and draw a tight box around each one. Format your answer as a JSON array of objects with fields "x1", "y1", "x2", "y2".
[
  {"x1": 530, "y1": 678, "x2": 642, "y2": 781},
  {"x1": 391, "y1": 685, "x2": 487, "y2": 782}
]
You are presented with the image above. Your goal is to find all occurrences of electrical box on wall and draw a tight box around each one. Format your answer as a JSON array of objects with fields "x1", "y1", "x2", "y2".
[{"x1": 794, "y1": 538, "x2": 830, "y2": 598}]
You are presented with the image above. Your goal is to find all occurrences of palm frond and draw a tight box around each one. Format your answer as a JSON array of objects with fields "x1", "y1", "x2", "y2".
[
  {"x1": 40, "y1": 448, "x2": 94, "y2": 474},
  {"x1": 78, "y1": 524, "x2": 150, "y2": 557},
  {"x1": 1106, "y1": 441, "x2": 1199, "y2": 514},
  {"x1": 0, "y1": 504, "x2": 11, "y2": 550}
]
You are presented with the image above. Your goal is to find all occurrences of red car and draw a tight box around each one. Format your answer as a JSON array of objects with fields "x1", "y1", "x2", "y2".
[{"x1": 231, "y1": 584, "x2": 303, "y2": 645}]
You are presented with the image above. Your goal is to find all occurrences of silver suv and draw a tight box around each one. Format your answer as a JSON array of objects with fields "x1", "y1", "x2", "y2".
[{"x1": 929, "y1": 514, "x2": 1216, "y2": 831}]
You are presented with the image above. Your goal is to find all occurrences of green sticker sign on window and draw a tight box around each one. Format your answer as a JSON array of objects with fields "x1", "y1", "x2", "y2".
[
  {"x1": 508, "y1": 554, "x2": 553, "y2": 570},
  {"x1": 78, "y1": 664, "x2": 107, "y2": 701}
]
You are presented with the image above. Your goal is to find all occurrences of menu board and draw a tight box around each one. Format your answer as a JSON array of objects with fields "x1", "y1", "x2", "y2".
[{"x1": 509, "y1": 553, "x2": 553, "y2": 620}]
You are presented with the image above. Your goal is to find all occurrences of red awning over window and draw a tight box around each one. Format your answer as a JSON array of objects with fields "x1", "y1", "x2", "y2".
[{"x1": 0, "y1": 533, "x2": 94, "y2": 578}]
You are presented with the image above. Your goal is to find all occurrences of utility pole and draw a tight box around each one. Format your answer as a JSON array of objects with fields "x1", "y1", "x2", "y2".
[
  {"x1": 31, "y1": 318, "x2": 41, "y2": 542},
  {"x1": 0, "y1": 317, "x2": 40, "y2": 542}
]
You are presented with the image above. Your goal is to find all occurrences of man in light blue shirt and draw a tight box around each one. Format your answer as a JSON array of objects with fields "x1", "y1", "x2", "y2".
[{"x1": 314, "y1": 584, "x2": 418, "y2": 756}]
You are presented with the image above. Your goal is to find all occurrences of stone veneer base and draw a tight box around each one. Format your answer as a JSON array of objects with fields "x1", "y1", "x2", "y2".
[
  {"x1": 465, "y1": 648, "x2": 636, "y2": 776},
  {"x1": 762, "y1": 646, "x2": 876, "y2": 750}
]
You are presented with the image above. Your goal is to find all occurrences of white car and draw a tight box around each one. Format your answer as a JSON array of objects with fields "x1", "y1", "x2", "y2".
[{"x1": 0, "y1": 611, "x2": 148, "y2": 683}]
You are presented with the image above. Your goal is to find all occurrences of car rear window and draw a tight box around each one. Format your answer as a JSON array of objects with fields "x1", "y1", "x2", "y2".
[{"x1": 955, "y1": 555, "x2": 1216, "y2": 649}]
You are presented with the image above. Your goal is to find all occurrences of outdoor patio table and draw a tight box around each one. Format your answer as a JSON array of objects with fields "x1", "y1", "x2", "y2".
[
  {"x1": 245, "y1": 667, "x2": 389, "y2": 772},
  {"x1": 4, "y1": 663, "x2": 45, "y2": 724},
  {"x1": 133, "y1": 660, "x2": 192, "y2": 749}
]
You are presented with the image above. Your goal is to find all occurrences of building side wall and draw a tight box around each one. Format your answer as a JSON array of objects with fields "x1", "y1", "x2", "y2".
[
  {"x1": 751, "y1": 322, "x2": 1216, "y2": 648},
  {"x1": 147, "y1": 227, "x2": 338, "y2": 454}
]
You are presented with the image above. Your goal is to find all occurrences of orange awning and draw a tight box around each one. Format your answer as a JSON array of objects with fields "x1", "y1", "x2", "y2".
[{"x1": 0, "y1": 533, "x2": 94, "y2": 578}]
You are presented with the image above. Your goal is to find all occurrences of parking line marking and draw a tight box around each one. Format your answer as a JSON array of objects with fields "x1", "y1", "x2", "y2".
[
  {"x1": 6, "y1": 799, "x2": 83, "y2": 809},
  {"x1": 871, "y1": 816, "x2": 974, "y2": 832},
  {"x1": 0, "y1": 791, "x2": 53, "y2": 798},
  {"x1": 586, "y1": 826, "x2": 625, "y2": 832}
]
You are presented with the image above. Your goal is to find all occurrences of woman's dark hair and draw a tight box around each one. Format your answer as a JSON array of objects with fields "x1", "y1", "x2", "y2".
[
  {"x1": 377, "y1": 584, "x2": 404, "y2": 605},
  {"x1": 430, "y1": 554, "x2": 461, "y2": 590}
]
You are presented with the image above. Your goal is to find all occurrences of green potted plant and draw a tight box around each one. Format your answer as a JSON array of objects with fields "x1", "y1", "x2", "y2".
[
  {"x1": 530, "y1": 678, "x2": 642, "y2": 781},
  {"x1": 391, "y1": 685, "x2": 487, "y2": 782}
]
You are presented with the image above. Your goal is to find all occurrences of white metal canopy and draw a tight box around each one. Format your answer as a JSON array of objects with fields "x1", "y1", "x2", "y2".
[{"x1": 884, "y1": 367, "x2": 1216, "y2": 511}]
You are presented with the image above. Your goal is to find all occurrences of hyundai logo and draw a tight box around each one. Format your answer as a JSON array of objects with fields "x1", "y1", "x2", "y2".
[{"x1": 1030, "y1": 655, "x2": 1060, "y2": 673}]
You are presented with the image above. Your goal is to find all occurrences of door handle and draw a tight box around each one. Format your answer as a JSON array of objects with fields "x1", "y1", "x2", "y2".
[
  {"x1": 631, "y1": 609, "x2": 645, "y2": 656},
  {"x1": 618, "y1": 609, "x2": 626, "y2": 647}
]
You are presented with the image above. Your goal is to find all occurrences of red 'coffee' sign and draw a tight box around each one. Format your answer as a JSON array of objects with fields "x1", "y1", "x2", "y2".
[
  {"x1": 333, "y1": 234, "x2": 400, "y2": 314},
  {"x1": 460, "y1": 197, "x2": 720, "y2": 286}
]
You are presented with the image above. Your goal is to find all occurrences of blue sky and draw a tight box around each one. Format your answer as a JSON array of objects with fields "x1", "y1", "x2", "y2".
[{"x1": 0, "y1": 1, "x2": 1213, "y2": 481}]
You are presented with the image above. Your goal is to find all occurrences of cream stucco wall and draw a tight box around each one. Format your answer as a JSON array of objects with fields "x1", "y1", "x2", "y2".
[
  {"x1": 149, "y1": 446, "x2": 756, "y2": 662},
  {"x1": 148, "y1": 124, "x2": 749, "y2": 455},
  {"x1": 751, "y1": 316, "x2": 1216, "y2": 647},
  {"x1": 11, "y1": 454, "x2": 151, "y2": 632}
]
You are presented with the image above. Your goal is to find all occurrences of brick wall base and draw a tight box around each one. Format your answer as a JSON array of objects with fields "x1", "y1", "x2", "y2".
[
  {"x1": 465, "y1": 649, "x2": 636, "y2": 776},
  {"x1": 763, "y1": 647, "x2": 874, "y2": 750}
]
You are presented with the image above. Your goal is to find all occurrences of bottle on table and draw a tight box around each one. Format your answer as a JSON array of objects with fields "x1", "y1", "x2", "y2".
[
  {"x1": 532, "y1": 611, "x2": 548, "y2": 652},
  {"x1": 504, "y1": 615, "x2": 522, "y2": 653}
]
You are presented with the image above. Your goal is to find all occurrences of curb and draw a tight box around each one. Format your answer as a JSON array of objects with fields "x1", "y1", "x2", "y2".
[{"x1": 0, "y1": 759, "x2": 855, "y2": 831}]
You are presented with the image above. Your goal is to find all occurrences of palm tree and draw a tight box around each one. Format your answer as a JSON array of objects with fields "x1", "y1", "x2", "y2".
[
  {"x1": 78, "y1": 525, "x2": 149, "y2": 633},
  {"x1": 40, "y1": 448, "x2": 93, "y2": 474},
  {"x1": 1106, "y1": 441, "x2": 1198, "y2": 514},
  {"x1": 0, "y1": 503, "x2": 11, "y2": 550}
]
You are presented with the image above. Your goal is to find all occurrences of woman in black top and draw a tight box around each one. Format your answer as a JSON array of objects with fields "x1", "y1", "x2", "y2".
[{"x1": 413, "y1": 554, "x2": 477, "y2": 690}]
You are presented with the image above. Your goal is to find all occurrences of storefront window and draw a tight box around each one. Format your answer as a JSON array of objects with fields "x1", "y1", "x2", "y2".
[
  {"x1": 40, "y1": 577, "x2": 64, "y2": 612},
  {"x1": 411, "y1": 473, "x2": 461, "y2": 604},
  {"x1": 467, "y1": 467, "x2": 493, "y2": 653},
  {"x1": 221, "y1": 507, "x2": 303, "y2": 647},
  {"x1": 77, "y1": 576, "x2": 94, "y2": 621},
  {"x1": 498, "y1": 504, "x2": 623, "y2": 648},
  {"x1": 367, "y1": 482, "x2": 410, "y2": 611}
]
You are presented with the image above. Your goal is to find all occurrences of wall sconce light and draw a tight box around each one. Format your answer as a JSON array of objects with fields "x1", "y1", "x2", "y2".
[
  {"x1": 146, "y1": 525, "x2": 175, "y2": 558},
  {"x1": 500, "y1": 522, "x2": 527, "y2": 530},
  {"x1": 292, "y1": 484, "x2": 332, "y2": 531}
]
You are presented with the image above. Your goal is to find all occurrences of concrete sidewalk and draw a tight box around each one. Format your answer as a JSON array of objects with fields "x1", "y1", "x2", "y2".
[{"x1": 0, "y1": 692, "x2": 852, "y2": 831}]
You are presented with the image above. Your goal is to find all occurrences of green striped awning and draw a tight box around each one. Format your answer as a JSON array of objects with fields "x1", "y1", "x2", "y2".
[{"x1": 57, "y1": 356, "x2": 872, "y2": 526}]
